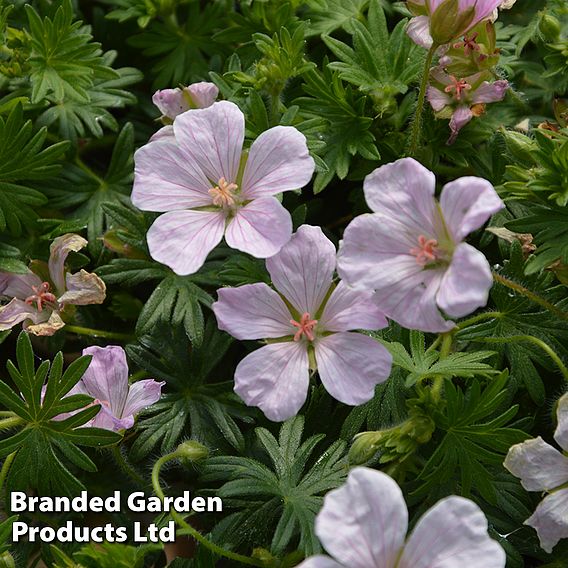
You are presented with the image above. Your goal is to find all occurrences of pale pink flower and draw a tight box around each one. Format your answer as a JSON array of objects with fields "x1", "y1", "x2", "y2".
[
  {"x1": 132, "y1": 101, "x2": 315, "y2": 275},
  {"x1": 297, "y1": 467, "x2": 506, "y2": 568},
  {"x1": 504, "y1": 393, "x2": 568, "y2": 553},
  {"x1": 212, "y1": 225, "x2": 392, "y2": 422},
  {"x1": 0, "y1": 235, "x2": 106, "y2": 336},
  {"x1": 337, "y1": 158, "x2": 504, "y2": 333}
]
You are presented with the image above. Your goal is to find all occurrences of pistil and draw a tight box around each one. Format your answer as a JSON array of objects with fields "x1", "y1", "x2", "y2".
[
  {"x1": 209, "y1": 177, "x2": 238, "y2": 209},
  {"x1": 291, "y1": 312, "x2": 318, "y2": 342},
  {"x1": 410, "y1": 235, "x2": 439, "y2": 266},
  {"x1": 444, "y1": 76, "x2": 472, "y2": 101},
  {"x1": 25, "y1": 282, "x2": 58, "y2": 312}
]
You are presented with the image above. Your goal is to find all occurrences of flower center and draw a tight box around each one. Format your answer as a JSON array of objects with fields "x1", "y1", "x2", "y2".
[
  {"x1": 209, "y1": 177, "x2": 238, "y2": 209},
  {"x1": 453, "y1": 32, "x2": 480, "y2": 56},
  {"x1": 444, "y1": 76, "x2": 472, "y2": 101},
  {"x1": 291, "y1": 312, "x2": 318, "y2": 342},
  {"x1": 410, "y1": 235, "x2": 439, "y2": 266},
  {"x1": 25, "y1": 282, "x2": 57, "y2": 312}
]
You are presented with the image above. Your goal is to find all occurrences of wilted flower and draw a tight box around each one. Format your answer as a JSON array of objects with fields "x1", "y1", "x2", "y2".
[
  {"x1": 297, "y1": 466, "x2": 506, "y2": 568},
  {"x1": 337, "y1": 158, "x2": 504, "y2": 333},
  {"x1": 504, "y1": 392, "x2": 568, "y2": 553},
  {"x1": 52, "y1": 345, "x2": 164, "y2": 432},
  {"x1": 133, "y1": 101, "x2": 315, "y2": 275},
  {"x1": 0, "y1": 234, "x2": 106, "y2": 336},
  {"x1": 427, "y1": 68, "x2": 508, "y2": 143},
  {"x1": 407, "y1": 0, "x2": 505, "y2": 49},
  {"x1": 212, "y1": 225, "x2": 392, "y2": 422}
]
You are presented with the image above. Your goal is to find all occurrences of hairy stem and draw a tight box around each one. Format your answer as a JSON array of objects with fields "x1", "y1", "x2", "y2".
[
  {"x1": 112, "y1": 446, "x2": 146, "y2": 487},
  {"x1": 0, "y1": 452, "x2": 16, "y2": 495},
  {"x1": 456, "y1": 311, "x2": 503, "y2": 330},
  {"x1": 431, "y1": 332, "x2": 453, "y2": 400},
  {"x1": 65, "y1": 325, "x2": 134, "y2": 342}
]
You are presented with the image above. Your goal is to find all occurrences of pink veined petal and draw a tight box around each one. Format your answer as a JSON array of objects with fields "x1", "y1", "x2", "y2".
[
  {"x1": 213, "y1": 283, "x2": 294, "y2": 340},
  {"x1": 146, "y1": 209, "x2": 226, "y2": 276},
  {"x1": 149, "y1": 125, "x2": 174, "y2": 142},
  {"x1": 185, "y1": 82, "x2": 219, "y2": 109},
  {"x1": 91, "y1": 404, "x2": 135, "y2": 432},
  {"x1": 440, "y1": 176, "x2": 504, "y2": 241},
  {"x1": 448, "y1": 106, "x2": 473, "y2": 144},
  {"x1": 554, "y1": 392, "x2": 568, "y2": 451},
  {"x1": 363, "y1": 158, "x2": 438, "y2": 237},
  {"x1": 407, "y1": 16, "x2": 434, "y2": 48},
  {"x1": 436, "y1": 243, "x2": 492, "y2": 318},
  {"x1": 173, "y1": 101, "x2": 245, "y2": 185},
  {"x1": 467, "y1": 0, "x2": 505, "y2": 26},
  {"x1": 525, "y1": 489, "x2": 568, "y2": 554},
  {"x1": 132, "y1": 138, "x2": 213, "y2": 212},
  {"x1": 315, "y1": 468, "x2": 407, "y2": 568},
  {"x1": 233, "y1": 342, "x2": 309, "y2": 422},
  {"x1": 295, "y1": 556, "x2": 345, "y2": 568},
  {"x1": 241, "y1": 126, "x2": 315, "y2": 199},
  {"x1": 225, "y1": 197, "x2": 292, "y2": 258},
  {"x1": 48, "y1": 234, "x2": 88, "y2": 295},
  {"x1": 152, "y1": 88, "x2": 189, "y2": 119},
  {"x1": 121, "y1": 379, "x2": 164, "y2": 419},
  {"x1": 503, "y1": 437, "x2": 568, "y2": 492},
  {"x1": 427, "y1": 85, "x2": 451, "y2": 112},
  {"x1": 314, "y1": 332, "x2": 392, "y2": 405},
  {"x1": 266, "y1": 225, "x2": 336, "y2": 316},
  {"x1": 0, "y1": 298, "x2": 48, "y2": 331},
  {"x1": 400, "y1": 496, "x2": 506, "y2": 568},
  {"x1": 59, "y1": 270, "x2": 106, "y2": 306},
  {"x1": 0, "y1": 271, "x2": 43, "y2": 300},
  {"x1": 319, "y1": 281, "x2": 388, "y2": 332},
  {"x1": 81, "y1": 346, "x2": 130, "y2": 420},
  {"x1": 472, "y1": 80, "x2": 509, "y2": 104}
]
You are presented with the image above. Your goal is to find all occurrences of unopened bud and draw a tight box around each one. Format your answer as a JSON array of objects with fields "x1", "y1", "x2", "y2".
[
  {"x1": 349, "y1": 431, "x2": 385, "y2": 465},
  {"x1": 175, "y1": 441, "x2": 209, "y2": 462},
  {"x1": 539, "y1": 14, "x2": 561, "y2": 41},
  {"x1": 501, "y1": 129, "x2": 537, "y2": 164}
]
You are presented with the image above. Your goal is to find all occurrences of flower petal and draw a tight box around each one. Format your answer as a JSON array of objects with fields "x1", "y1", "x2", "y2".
[
  {"x1": 48, "y1": 234, "x2": 88, "y2": 295},
  {"x1": 315, "y1": 467, "x2": 407, "y2": 568},
  {"x1": 149, "y1": 125, "x2": 174, "y2": 142},
  {"x1": 296, "y1": 557, "x2": 344, "y2": 568},
  {"x1": 440, "y1": 176, "x2": 504, "y2": 241},
  {"x1": 213, "y1": 283, "x2": 294, "y2": 340},
  {"x1": 0, "y1": 271, "x2": 43, "y2": 300},
  {"x1": 132, "y1": 138, "x2": 213, "y2": 211},
  {"x1": 147, "y1": 209, "x2": 226, "y2": 275},
  {"x1": 525, "y1": 489, "x2": 568, "y2": 554},
  {"x1": 185, "y1": 82, "x2": 219, "y2": 109},
  {"x1": 400, "y1": 496, "x2": 506, "y2": 568},
  {"x1": 315, "y1": 332, "x2": 392, "y2": 405},
  {"x1": 427, "y1": 85, "x2": 451, "y2": 112},
  {"x1": 319, "y1": 282, "x2": 388, "y2": 332},
  {"x1": 436, "y1": 243, "x2": 492, "y2": 318},
  {"x1": 173, "y1": 101, "x2": 244, "y2": 184},
  {"x1": 91, "y1": 405, "x2": 134, "y2": 432},
  {"x1": 0, "y1": 298, "x2": 48, "y2": 332},
  {"x1": 448, "y1": 106, "x2": 473, "y2": 144},
  {"x1": 152, "y1": 88, "x2": 190, "y2": 119},
  {"x1": 266, "y1": 225, "x2": 336, "y2": 315},
  {"x1": 225, "y1": 197, "x2": 292, "y2": 258},
  {"x1": 554, "y1": 392, "x2": 568, "y2": 451},
  {"x1": 503, "y1": 437, "x2": 568, "y2": 491},
  {"x1": 472, "y1": 80, "x2": 509, "y2": 104},
  {"x1": 26, "y1": 311, "x2": 65, "y2": 336},
  {"x1": 406, "y1": 15, "x2": 433, "y2": 48},
  {"x1": 241, "y1": 126, "x2": 315, "y2": 199},
  {"x1": 122, "y1": 379, "x2": 164, "y2": 418},
  {"x1": 59, "y1": 270, "x2": 106, "y2": 306},
  {"x1": 234, "y1": 342, "x2": 309, "y2": 422},
  {"x1": 81, "y1": 346, "x2": 130, "y2": 419}
]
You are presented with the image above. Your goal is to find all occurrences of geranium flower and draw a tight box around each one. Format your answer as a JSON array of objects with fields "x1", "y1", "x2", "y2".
[
  {"x1": 337, "y1": 158, "x2": 504, "y2": 333},
  {"x1": 50, "y1": 346, "x2": 164, "y2": 432},
  {"x1": 504, "y1": 392, "x2": 568, "y2": 553},
  {"x1": 297, "y1": 467, "x2": 506, "y2": 568},
  {"x1": 132, "y1": 101, "x2": 315, "y2": 275},
  {"x1": 0, "y1": 234, "x2": 106, "y2": 336},
  {"x1": 407, "y1": 0, "x2": 505, "y2": 49},
  {"x1": 427, "y1": 68, "x2": 508, "y2": 143},
  {"x1": 212, "y1": 225, "x2": 392, "y2": 421}
]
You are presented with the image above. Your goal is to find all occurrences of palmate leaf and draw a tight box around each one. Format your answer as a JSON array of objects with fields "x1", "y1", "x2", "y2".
[
  {"x1": 305, "y1": 0, "x2": 369, "y2": 37},
  {"x1": 0, "y1": 333, "x2": 121, "y2": 497},
  {"x1": 201, "y1": 416, "x2": 347, "y2": 556}
]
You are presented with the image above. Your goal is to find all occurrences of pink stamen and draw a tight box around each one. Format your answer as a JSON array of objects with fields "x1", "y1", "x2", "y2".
[
  {"x1": 25, "y1": 282, "x2": 57, "y2": 312},
  {"x1": 209, "y1": 177, "x2": 238, "y2": 208},
  {"x1": 453, "y1": 32, "x2": 480, "y2": 56},
  {"x1": 444, "y1": 76, "x2": 472, "y2": 101},
  {"x1": 410, "y1": 235, "x2": 439, "y2": 266},
  {"x1": 291, "y1": 312, "x2": 318, "y2": 342}
]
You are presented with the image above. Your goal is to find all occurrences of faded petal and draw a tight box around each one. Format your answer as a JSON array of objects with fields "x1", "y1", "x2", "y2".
[
  {"x1": 132, "y1": 138, "x2": 213, "y2": 212},
  {"x1": 147, "y1": 209, "x2": 226, "y2": 275},
  {"x1": 185, "y1": 82, "x2": 219, "y2": 109},
  {"x1": 472, "y1": 80, "x2": 509, "y2": 104},
  {"x1": 319, "y1": 281, "x2": 388, "y2": 332},
  {"x1": 400, "y1": 496, "x2": 506, "y2": 568},
  {"x1": 448, "y1": 106, "x2": 473, "y2": 144},
  {"x1": 234, "y1": 342, "x2": 309, "y2": 422},
  {"x1": 554, "y1": 392, "x2": 568, "y2": 451},
  {"x1": 296, "y1": 557, "x2": 344, "y2": 568},
  {"x1": 427, "y1": 85, "x2": 451, "y2": 112},
  {"x1": 266, "y1": 225, "x2": 336, "y2": 316},
  {"x1": 59, "y1": 270, "x2": 106, "y2": 306},
  {"x1": 0, "y1": 271, "x2": 42, "y2": 300},
  {"x1": 440, "y1": 176, "x2": 504, "y2": 241},
  {"x1": 407, "y1": 16, "x2": 433, "y2": 48},
  {"x1": 503, "y1": 437, "x2": 568, "y2": 492},
  {"x1": 436, "y1": 243, "x2": 492, "y2": 318},
  {"x1": 48, "y1": 234, "x2": 88, "y2": 295},
  {"x1": 225, "y1": 197, "x2": 292, "y2": 258},
  {"x1": 152, "y1": 88, "x2": 190, "y2": 119},
  {"x1": 122, "y1": 379, "x2": 164, "y2": 418},
  {"x1": 174, "y1": 101, "x2": 244, "y2": 185},
  {"x1": 315, "y1": 468, "x2": 407, "y2": 568},
  {"x1": 241, "y1": 126, "x2": 315, "y2": 199},
  {"x1": 525, "y1": 489, "x2": 568, "y2": 554},
  {"x1": 26, "y1": 311, "x2": 65, "y2": 337},
  {"x1": 315, "y1": 332, "x2": 392, "y2": 406},
  {"x1": 0, "y1": 298, "x2": 48, "y2": 331},
  {"x1": 213, "y1": 283, "x2": 294, "y2": 340}
]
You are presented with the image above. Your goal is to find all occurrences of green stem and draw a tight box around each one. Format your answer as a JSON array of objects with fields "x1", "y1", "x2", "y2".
[
  {"x1": 112, "y1": 446, "x2": 146, "y2": 487},
  {"x1": 152, "y1": 453, "x2": 265, "y2": 567},
  {"x1": 0, "y1": 452, "x2": 16, "y2": 495},
  {"x1": 0, "y1": 417, "x2": 24, "y2": 430},
  {"x1": 74, "y1": 156, "x2": 106, "y2": 187},
  {"x1": 407, "y1": 44, "x2": 437, "y2": 157},
  {"x1": 65, "y1": 325, "x2": 134, "y2": 342},
  {"x1": 493, "y1": 273, "x2": 568, "y2": 322},
  {"x1": 474, "y1": 335, "x2": 568, "y2": 383},
  {"x1": 456, "y1": 311, "x2": 502, "y2": 330},
  {"x1": 431, "y1": 332, "x2": 453, "y2": 400}
]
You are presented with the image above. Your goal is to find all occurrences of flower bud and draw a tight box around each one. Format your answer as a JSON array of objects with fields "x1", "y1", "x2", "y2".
[
  {"x1": 539, "y1": 14, "x2": 561, "y2": 42},
  {"x1": 430, "y1": 0, "x2": 475, "y2": 46},
  {"x1": 501, "y1": 130, "x2": 537, "y2": 164},
  {"x1": 175, "y1": 441, "x2": 209, "y2": 462},
  {"x1": 349, "y1": 431, "x2": 385, "y2": 465}
]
